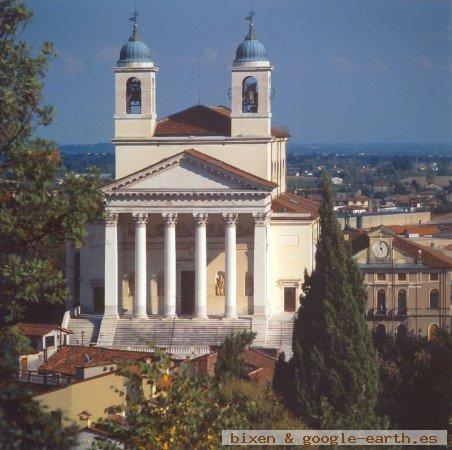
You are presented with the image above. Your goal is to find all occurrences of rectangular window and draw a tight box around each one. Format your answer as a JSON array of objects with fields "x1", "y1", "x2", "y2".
[
  {"x1": 45, "y1": 336, "x2": 55, "y2": 348},
  {"x1": 430, "y1": 273, "x2": 439, "y2": 281},
  {"x1": 284, "y1": 287, "x2": 297, "y2": 312},
  {"x1": 398, "y1": 273, "x2": 407, "y2": 281},
  {"x1": 377, "y1": 273, "x2": 386, "y2": 281}
]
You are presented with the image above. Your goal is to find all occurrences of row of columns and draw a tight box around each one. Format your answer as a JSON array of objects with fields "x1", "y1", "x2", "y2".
[{"x1": 104, "y1": 211, "x2": 270, "y2": 319}]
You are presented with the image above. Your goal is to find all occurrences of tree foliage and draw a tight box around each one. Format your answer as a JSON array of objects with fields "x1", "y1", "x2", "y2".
[
  {"x1": 0, "y1": 328, "x2": 75, "y2": 449},
  {"x1": 373, "y1": 329, "x2": 451, "y2": 430},
  {"x1": 94, "y1": 345, "x2": 303, "y2": 450},
  {"x1": 275, "y1": 175, "x2": 382, "y2": 428},
  {"x1": 214, "y1": 329, "x2": 256, "y2": 381},
  {"x1": 0, "y1": 0, "x2": 103, "y2": 325}
]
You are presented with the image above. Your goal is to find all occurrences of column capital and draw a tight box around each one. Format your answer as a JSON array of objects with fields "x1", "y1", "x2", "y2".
[
  {"x1": 162, "y1": 213, "x2": 178, "y2": 226},
  {"x1": 253, "y1": 212, "x2": 270, "y2": 226},
  {"x1": 105, "y1": 211, "x2": 118, "y2": 226},
  {"x1": 132, "y1": 212, "x2": 148, "y2": 226},
  {"x1": 193, "y1": 212, "x2": 208, "y2": 225},
  {"x1": 223, "y1": 212, "x2": 238, "y2": 226}
]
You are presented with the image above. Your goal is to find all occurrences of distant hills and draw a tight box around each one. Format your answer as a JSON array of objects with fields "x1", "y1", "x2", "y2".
[
  {"x1": 59, "y1": 142, "x2": 452, "y2": 156},
  {"x1": 59, "y1": 143, "x2": 114, "y2": 154}
]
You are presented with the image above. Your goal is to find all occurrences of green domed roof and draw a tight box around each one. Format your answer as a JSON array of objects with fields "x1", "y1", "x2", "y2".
[
  {"x1": 118, "y1": 14, "x2": 152, "y2": 65},
  {"x1": 234, "y1": 14, "x2": 268, "y2": 63}
]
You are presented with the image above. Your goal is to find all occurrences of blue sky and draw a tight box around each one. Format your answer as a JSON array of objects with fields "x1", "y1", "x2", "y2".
[{"x1": 26, "y1": 0, "x2": 451, "y2": 144}]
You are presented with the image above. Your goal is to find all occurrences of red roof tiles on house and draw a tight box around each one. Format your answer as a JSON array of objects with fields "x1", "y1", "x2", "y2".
[
  {"x1": 393, "y1": 235, "x2": 452, "y2": 268},
  {"x1": 16, "y1": 323, "x2": 72, "y2": 337},
  {"x1": 186, "y1": 348, "x2": 278, "y2": 384},
  {"x1": 39, "y1": 346, "x2": 151, "y2": 376},
  {"x1": 387, "y1": 225, "x2": 440, "y2": 236},
  {"x1": 271, "y1": 191, "x2": 319, "y2": 217},
  {"x1": 154, "y1": 105, "x2": 289, "y2": 138}
]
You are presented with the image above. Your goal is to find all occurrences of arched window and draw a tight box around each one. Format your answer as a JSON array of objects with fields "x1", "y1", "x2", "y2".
[
  {"x1": 377, "y1": 289, "x2": 386, "y2": 315},
  {"x1": 242, "y1": 76, "x2": 258, "y2": 113},
  {"x1": 429, "y1": 289, "x2": 439, "y2": 309},
  {"x1": 126, "y1": 77, "x2": 141, "y2": 114},
  {"x1": 428, "y1": 323, "x2": 439, "y2": 341},
  {"x1": 397, "y1": 289, "x2": 407, "y2": 315}
]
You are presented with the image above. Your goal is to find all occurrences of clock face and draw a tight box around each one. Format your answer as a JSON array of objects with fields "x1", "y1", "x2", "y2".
[{"x1": 372, "y1": 240, "x2": 390, "y2": 259}]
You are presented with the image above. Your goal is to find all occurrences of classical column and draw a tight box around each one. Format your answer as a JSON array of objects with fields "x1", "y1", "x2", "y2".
[
  {"x1": 193, "y1": 213, "x2": 208, "y2": 318},
  {"x1": 104, "y1": 211, "x2": 119, "y2": 317},
  {"x1": 253, "y1": 212, "x2": 271, "y2": 316},
  {"x1": 163, "y1": 213, "x2": 178, "y2": 317},
  {"x1": 223, "y1": 213, "x2": 238, "y2": 318},
  {"x1": 133, "y1": 213, "x2": 148, "y2": 318}
]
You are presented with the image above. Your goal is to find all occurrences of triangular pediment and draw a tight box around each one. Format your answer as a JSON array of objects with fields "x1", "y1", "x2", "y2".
[{"x1": 103, "y1": 149, "x2": 277, "y2": 194}]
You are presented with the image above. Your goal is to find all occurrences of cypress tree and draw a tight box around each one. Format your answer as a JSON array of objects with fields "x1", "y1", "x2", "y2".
[{"x1": 287, "y1": 175, "x2": 381, "y2": 428}]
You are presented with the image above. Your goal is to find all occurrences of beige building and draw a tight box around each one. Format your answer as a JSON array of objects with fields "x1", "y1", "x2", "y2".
[
  {"x1": 353, "y1": 226, "x2": 451, "y2": 337},
  {"x1": 65, "y1": 13, "x2": 319, "y2": 352}
]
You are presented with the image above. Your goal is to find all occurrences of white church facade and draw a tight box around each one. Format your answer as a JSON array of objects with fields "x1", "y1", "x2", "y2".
[{"x1": 65, "y1": 13, "x2": 319, "y2": 351}]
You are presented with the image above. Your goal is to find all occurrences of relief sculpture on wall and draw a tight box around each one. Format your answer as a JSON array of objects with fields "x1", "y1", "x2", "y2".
[
  {"x1": 157, "y1": 271, "x2": 164, "y2": 297},
  {"x1": 215, "y1": 271, "x2": 225, "y2": 296},
  {"x1": 245, "y1": 272, "x2": 254, "y2": 296}
]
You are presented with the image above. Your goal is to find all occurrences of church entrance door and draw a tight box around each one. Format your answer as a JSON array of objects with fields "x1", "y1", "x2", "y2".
[{"x1": 181, "y1": 271, "x2": 195, "y2": 315}]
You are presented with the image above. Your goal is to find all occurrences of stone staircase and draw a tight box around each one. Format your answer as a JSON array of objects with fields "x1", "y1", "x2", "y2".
[
  {"x1": 67, "y1": 315, "x2": 102, "y2": 346},
  {"x1": 96, "y1": 317, "x2": 118, "y2": 347},
  {"x1": 112, "y1": 316, "x2": 253, "y2": 349},
  {"x1": 265, "y1": 316, "x2": 295, "y2": 350}
]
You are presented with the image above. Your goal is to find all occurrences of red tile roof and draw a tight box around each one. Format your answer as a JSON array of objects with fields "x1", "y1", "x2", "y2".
[
  {"x1": 387, "y1": 225, "x2": 440, "y2": 236},
  {"x1": 39, "y1": 346, "x2": 151, "y2": 376},
  {"x1": 271, "y1": 191, "x2": 319, "y2": 217},
  {"x1": 16, "y1": 323, "x2": 72, "y2": 337},
  {"x1": 186, "y1": 348, "x2": 278, "y2": 384},
  {"x1": 154, "y1": 105, "x2": 289, "y2": 138},
  {"x1": 393, "y1": 235, "x2": 452, "y2": 269}
]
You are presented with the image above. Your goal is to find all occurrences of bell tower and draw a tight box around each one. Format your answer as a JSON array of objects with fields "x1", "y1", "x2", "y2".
[
  {"x1": 114, "y1": 10, "x2": 158, "y2": 139},
  {"x1": 230, "y1": 11, "x2": 273, "y2": 137}
]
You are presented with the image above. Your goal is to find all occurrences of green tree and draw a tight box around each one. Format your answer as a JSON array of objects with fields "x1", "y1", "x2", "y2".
[
  {"x1": 0, "y1": 2, "x2": 101, "y2": 447},
  {"x1": 95, "y1": 346, "x2": 303, "y2": 450},
  {"x1": 0, "y1": 327, "x2": 75, "y2": 449},
  {"x1": 214, "y1": 329, "x2": 256, "y2": 381},
  {"x1": 0, "y1": 0, "x2": 103, "y2": 325},
  {"x1": 373, "y1": 329, "x2": 451, "y2": 430},
  {"x1": 275, "y1": 175, "x2": 382, "y2": 428}
]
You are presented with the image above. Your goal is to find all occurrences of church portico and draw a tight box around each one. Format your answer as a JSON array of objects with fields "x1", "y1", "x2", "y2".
[{"x1": 102, "y1": 204, "x2": 271, "y2": 320}]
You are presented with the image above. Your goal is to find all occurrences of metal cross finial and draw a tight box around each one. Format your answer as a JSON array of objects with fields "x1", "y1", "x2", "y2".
[
  {"x1": 245, "y1": 8, "x2": 255, "y2": 28},
  {"x1": 129, "y1": 7, "x2": 139, "y2": 24}
]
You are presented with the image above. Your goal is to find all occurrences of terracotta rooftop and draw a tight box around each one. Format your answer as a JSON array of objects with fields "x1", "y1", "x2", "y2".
[
  {"x1": 39, "y1": 346, "x2": 151, "y2": 376},
  {"x1": 16, "y1": 323, "x2": 72, "y2": 337},
  {"x1": 271, "y1": 191, "x2": 319, "y2": 217},
  {"x1": 154, "y1": 105, "x2": 289, "y2": 138},
  {"x1": 186, "y1": 348, "x2": 278, "y2": 384},
  {"x1": 393, "y1": 235, "x2": 452, "y2": 269},
  {"x1": 387, "y1": 225, "x2": 440, "y2": 236}
]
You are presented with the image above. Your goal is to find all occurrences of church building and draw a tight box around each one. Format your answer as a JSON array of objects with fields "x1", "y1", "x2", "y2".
[{"x1": 65, "y1": 13, "x2": 319, "y2": 353}]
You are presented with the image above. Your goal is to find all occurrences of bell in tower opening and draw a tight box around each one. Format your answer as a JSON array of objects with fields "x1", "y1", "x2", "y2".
[
  {"x1": 126, "y1": 77, "x2": 142, "y2": 114},
  {"x1": 242, "y1": 76, "x2": 258, "y2": 113}
]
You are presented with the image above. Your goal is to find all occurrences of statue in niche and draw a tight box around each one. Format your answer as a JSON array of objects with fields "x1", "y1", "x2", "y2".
[
  {"x1": 215, "y1": 271, "x2": 225, "y2": 296},
  {"x1": 127, "y1": 271, "x2": 135, "y2": 297},
  {"x1": 157, "y1": 272, "x2": 164, "y2": 297},
  {"x1": 245, "y1": 272, "x2": 254, "y2": 296}
]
